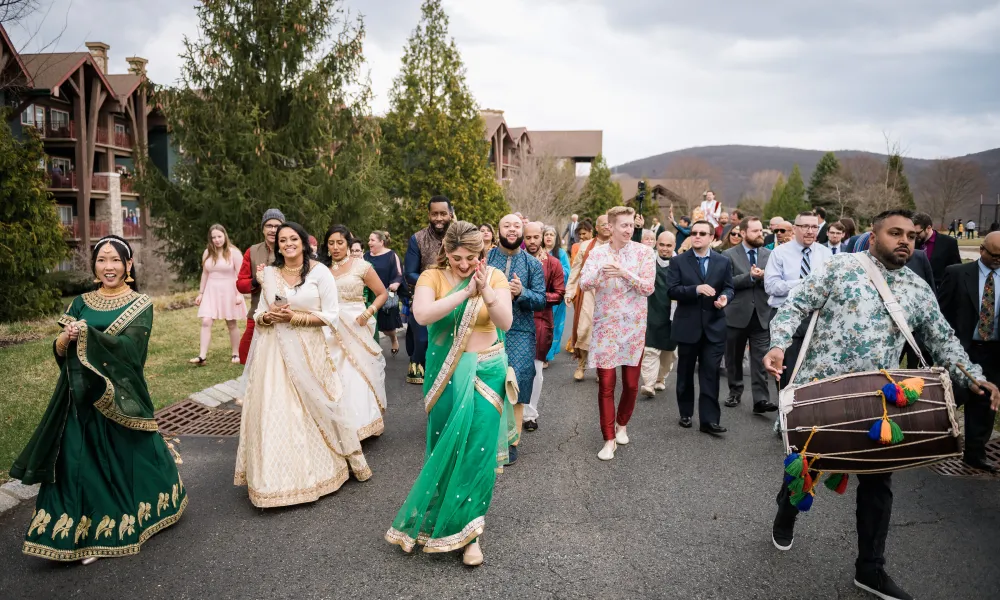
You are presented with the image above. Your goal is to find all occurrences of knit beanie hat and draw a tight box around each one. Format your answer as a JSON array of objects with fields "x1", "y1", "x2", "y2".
[{"x1": 261, "y1": 208, "x2": 285, "y2": 228}]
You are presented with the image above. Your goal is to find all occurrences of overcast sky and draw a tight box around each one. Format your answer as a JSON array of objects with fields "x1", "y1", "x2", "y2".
[{"x1": 8, "y1": 0, "x2": 999, "y2": 165}]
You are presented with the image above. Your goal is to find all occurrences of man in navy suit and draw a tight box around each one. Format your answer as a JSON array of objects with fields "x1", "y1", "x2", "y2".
[{"x1": 667, "y1": 220, "x2": 735, "y2": 435}]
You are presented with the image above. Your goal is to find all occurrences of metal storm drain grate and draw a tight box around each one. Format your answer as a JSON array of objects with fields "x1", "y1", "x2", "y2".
[
  {"x1": 155, "y1": 399, "x2": 242, "y2": 437},
  {"x1": 928, "y1": 438, "x2": 1000, "y2": 479}
]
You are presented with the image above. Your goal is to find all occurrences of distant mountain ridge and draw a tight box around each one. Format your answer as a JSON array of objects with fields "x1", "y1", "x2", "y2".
[{"x1": 612, "y1": 145, "x2": 1000, "y2": 220}]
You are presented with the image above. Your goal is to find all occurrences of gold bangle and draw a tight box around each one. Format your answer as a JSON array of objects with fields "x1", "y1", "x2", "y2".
[{"x1": 55, "y1": 336, "x2": 69, "y2": 353}]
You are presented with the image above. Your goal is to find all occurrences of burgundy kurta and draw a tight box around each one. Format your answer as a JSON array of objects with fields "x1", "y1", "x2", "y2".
[{"x1": 533, "y1": 252, "x2": 566, "y2": 361}]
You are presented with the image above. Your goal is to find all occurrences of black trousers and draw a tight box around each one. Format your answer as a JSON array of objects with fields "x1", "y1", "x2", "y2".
[
  {"x1": 725, "y1": 312, "x2": 772, "y2": 406},
  {"x1": 776, "y1": 473, "x2": 893, "y2": 575},
  {"x1": 959, "y1": 342, "x2": 1000, "y2": 461},
  {"x1": 676, "y1": 335, "x2": 724, "y2": 425},
  {"x1": 405, "y1": 312, "x2": 428, "y2": 367}
]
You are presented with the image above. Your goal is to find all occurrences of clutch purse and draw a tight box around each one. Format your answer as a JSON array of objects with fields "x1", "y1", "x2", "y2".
[{"x1": 505, "y1": 366, "x2": 519, "y2": 405}]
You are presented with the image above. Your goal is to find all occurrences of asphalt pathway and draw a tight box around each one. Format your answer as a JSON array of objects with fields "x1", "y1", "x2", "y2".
[{"x1": 2, "y1": 329, "x2": 999, "y2": 599}]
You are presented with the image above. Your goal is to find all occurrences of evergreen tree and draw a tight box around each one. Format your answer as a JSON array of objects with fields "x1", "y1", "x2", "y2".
[
  {"x1": 0, "y1": 115, "x2": 68, "y2": 321},
  {"x1": 381, "y1": 0, "x2": 507, "y2": 242},
  {"x1": 807, "y1": 151, "x2": 840, "y2": 208},
  {"x1": 886, "y1": 154, "x2": 915, "y2": 210},
  {"x1": 579, "y1": 154, "x2": 622, "y2": 221},
  {"x1": 139, "y1": 0, "x2": 386, "y2": 278},
  {"x1": 763, "y1": 175, "x2": 786, "y2": 220}
]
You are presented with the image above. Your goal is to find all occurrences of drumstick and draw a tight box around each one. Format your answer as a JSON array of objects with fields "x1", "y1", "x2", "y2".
[{"x1": 956, "y1": 363, "x2": 985, "y2": 388}]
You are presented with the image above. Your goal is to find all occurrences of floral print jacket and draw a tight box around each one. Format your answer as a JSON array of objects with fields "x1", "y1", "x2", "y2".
[{"x1": 770, "y1": 251, "x2": 984, "y2": 386}]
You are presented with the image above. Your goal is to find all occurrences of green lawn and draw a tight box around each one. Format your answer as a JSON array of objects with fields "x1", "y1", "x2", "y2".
[{"x1": 0, "y1": 306, "x2": 245, "y2": 481}]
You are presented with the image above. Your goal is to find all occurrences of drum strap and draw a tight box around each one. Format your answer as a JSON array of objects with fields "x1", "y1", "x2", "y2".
[{"x1": 853, "y1": 253, "x2": 929, "y2": 369}]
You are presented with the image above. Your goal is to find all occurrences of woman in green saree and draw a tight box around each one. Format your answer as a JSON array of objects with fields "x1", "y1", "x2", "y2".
[
  {"x1": 385, "y1": 221, "x2": 515, "y2": 567},
  {"x1": 11, "y1": 235, "x2": 186, "y2": 563}
]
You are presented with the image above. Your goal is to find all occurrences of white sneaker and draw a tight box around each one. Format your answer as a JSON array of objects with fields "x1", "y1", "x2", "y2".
[
  {"x1": 615, "y1": 424, "x2": 629, "y2": 445},
  {"x1": 640, "y1": 386, "x2": 655, "y2": 397},
  {"x1": 653, "y1": 381, "x2": 666, "y2": 391},
  {"x1": 597, "y1": 440, "x2": 617, "y2": 461}
]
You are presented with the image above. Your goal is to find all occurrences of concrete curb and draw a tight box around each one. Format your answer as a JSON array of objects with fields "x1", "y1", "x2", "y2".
[
  {"x1": 0, "y1": 481, "x2": 40, "y2": 517},
  {"x1": 190, "y1": 379, "x2": 242, "y2": 408}
]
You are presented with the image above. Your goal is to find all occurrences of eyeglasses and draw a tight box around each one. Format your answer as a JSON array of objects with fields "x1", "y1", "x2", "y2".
[
  {"x1": 795, "y1": 224, "x2": 820, "y2": 231},
  {"x1": 263, "y1": 224, "x2": 280, "y2": 231},
  {"x1": 729, "y1": 232, "x2": 742, "y2": 237},
  {"x1": 982, "y1": 246, "x2": 1000, "y2": 260},
  {"x1": 690, "y1": 231, "x2": 712, "y2": 237},
  {"x1": 773, "y1": 229, "x2": 789, "y2": 234}
]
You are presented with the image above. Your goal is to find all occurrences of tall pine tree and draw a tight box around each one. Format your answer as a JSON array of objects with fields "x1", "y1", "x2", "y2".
[
  {"x1": 579, "y1": 154, "x2": 622, "y2": 221},
  {"x1": 886, "y1": 154, "x2": 915, "y2": 210},
  {"x1": 807, "y1": 152, "x2": 840, "y2": 208},
  {"x1": 765, "y1": 165, "x2": 810, "y2": 220},
  {"x1": 139, "y1": 0, "x2": 386, "y2": 278},
  {"x1": 381, "y1": 0, "x2": 507, "y2": 242},
  {"x1": 763, "y1": 175, "x2": 786, "y2": 220},
  {"x1": 0, "y1": 115, "x2": 68, "y2": 321}
]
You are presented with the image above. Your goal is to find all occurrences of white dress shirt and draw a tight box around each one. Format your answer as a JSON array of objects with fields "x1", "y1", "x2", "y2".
[{"x1": 764, "y1": 239, "x2": 833, "y2": 308}]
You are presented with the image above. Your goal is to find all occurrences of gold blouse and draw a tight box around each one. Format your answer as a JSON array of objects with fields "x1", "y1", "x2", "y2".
[{"x1": 333, "y1": 259, "x2": 373, "y2": 303}]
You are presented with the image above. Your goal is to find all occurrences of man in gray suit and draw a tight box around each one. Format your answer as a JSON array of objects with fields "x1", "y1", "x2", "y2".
[{"x1": 723, "y1": 216, "x2": 778, "y2": 413}]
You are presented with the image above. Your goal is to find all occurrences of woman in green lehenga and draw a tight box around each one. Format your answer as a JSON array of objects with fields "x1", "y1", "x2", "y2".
[
  {"x1": 11, "y1": 235, "x2": 186, "y2": 563},
  {"x1": 385, "y1": 221, "x2": 515, "y2": 566}
]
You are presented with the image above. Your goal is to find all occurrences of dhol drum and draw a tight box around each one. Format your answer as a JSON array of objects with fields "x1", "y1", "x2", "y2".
[{"x1": 779, "y1": 367, "x2": 961, "y2": 474}]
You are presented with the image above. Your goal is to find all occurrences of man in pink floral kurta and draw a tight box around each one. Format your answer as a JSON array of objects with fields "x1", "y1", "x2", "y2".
[{"x1": 580, "y1": 206, "x2": 656, "y2": 461}]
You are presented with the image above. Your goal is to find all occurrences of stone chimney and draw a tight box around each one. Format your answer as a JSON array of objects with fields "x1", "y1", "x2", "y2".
[
  {"x1": 481, "y1": 108, "x2": 504, "y2": 116},
  {"x1": 126, "y1": 56, "x2": 148, "y2": 76},
  {"x1": 85, "y1": 42, "x2": 110, "y2": 73}
]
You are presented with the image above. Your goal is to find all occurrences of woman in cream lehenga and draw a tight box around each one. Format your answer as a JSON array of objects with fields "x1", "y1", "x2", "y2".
[
  {"x1": 319, "y1": 224, "x2": 389, "y2": 440},
  {"x1": 386, "y1": 221, "x2": 514, "y2": 567},
  {"x1": 235, "y1": 222, "x2": 371, "y2": 508}
]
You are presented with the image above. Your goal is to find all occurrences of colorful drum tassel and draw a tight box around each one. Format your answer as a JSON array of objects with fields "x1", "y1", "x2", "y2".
[
  {"x1": 868, "y1": 394, "x2": 905, "y2": 445},
  {"x1": 880, "y1": 370, "x2": 924, "y2": 407},
  {"x1": 824, "y1": 473, "x2": 849, "y2": 494},
  {"x1": 898, "y1": 377, "x2": 924, "y2": 405}
]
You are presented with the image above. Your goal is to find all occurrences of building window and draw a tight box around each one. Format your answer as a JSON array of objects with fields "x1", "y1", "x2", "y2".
[
  {"x1": 50, "y1": 109, "x2": 69, "y2": 131},
  {"x1": 21, "y1": 104, "x2": 34, "y2": 125},
  {"x1": 114, "y1": 123, "x2": 127, "y2": 136},
  {"x1": 51, "y1": 157, "x2": 72, "y2": 175},
  {"x1": 57, "y1": 205, "x2": 74, "y2": 225},
  {"x1": 34, "y1": 105, "x2": 45, "y2": 129}
]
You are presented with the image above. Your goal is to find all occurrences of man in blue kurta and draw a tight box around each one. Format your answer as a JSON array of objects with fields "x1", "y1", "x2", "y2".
[
  {"x1": 488, "y1": 213, "x2": 545, "y2": 464},
  {"x1": 404, "y1": 196, "x2": 453, "y2": 385}
]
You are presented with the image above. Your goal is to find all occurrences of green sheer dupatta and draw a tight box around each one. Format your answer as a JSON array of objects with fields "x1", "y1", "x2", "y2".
[
  {"x1": 11, "y1": 296, "x2": 156, "y2": 485},
  {"x1": 386, "y1": 270, "x2": 511, "y2": 553}
]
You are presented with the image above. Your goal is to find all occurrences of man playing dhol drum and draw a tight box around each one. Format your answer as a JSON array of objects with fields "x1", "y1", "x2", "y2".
[{"x1": 763, "y1": 209, "x2": 999, "y2": 600}]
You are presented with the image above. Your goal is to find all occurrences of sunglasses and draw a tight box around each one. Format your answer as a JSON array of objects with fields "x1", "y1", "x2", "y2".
[
  {"x1": 690, "y1": 231, "x2": 712, "y2": 237},
  {"x1": 982, "y1": 246, "x2": 1000, "y2": 260},
  {"x1": 729, "y1": 231, "x2": 742, "y2": 237},
  {"x1": 773, "y1": 229, "x2": 789, "y2": 234}
]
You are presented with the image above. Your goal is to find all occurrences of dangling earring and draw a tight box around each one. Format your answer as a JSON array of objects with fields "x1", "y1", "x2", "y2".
[
  {"x1": 93, "y1": 278, "x2": 101, "y2": 284},
  {"x1": 125, "y1": 275, "x2": 135, "y2": 283}
]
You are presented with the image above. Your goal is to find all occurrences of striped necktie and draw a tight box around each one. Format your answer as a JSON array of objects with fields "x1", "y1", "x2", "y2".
[{"x1": 800, "y1": 247, "x2": 811, "y2": 279}]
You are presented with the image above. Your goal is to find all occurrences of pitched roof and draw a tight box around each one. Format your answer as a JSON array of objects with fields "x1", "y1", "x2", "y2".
[
  {"x1": 19, "y1": 51, "x2": 114, "y2": 94},
  {"x1": 482, "y1": 112, "x2": 505, "y2": 141},
  {"x1": 0, "y1": 23, "x2": 32, "y2": 86},
  {"x1": 106, "y1": 73, "x2": 143, "y2": 98},
  {"x1": 530, "y1": 130, "x2": 602, "y2": 160},
  {"x1": 612, "y1": 175, "x2": 690, "y2": 205}
]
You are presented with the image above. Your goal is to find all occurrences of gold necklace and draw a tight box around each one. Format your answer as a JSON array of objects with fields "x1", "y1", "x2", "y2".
[
  {"x1": 280, "y1": 264, "x2": 303, "y2": 275},
  {"x1": 98, "y1": 283, "x2": 131, "y2": 297},
  {"x1": 332, "y1": 256, "x2": 351, "y2": 270}
]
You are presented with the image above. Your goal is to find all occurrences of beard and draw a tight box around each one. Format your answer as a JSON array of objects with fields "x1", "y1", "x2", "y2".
[
  {"x1": 431, "y1": 220, "x2": 450, "y2": 236},
  {"x1": 500, "y1": 235, "x2": 524, "y2": 250},
  {"x1": 872, "y1": 237, "x2": 909, "y2": 268},
  {"x1": 744, "y1": 235, "x2": 765, "y2": 248}
]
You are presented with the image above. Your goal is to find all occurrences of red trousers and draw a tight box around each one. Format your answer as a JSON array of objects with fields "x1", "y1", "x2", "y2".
[
  {"x1": 597, "y1": 364, "x2": 641, "y2": 441},
  {"x1": 238, "y1": 318, "x2": 255, "y2": 365}
]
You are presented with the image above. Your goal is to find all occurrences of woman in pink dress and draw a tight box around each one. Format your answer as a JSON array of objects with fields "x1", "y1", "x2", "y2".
[
  {"x1": 191, "y1": 224, "x2": 246, "y2": 365},
  {"x1": 580, "y1": 206, "x2": 656, "y2": 461}
]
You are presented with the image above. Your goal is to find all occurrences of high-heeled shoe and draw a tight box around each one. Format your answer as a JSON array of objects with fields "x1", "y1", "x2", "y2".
[{"x1": 462, "y1": 541, "x2": 484, "y2": 566}]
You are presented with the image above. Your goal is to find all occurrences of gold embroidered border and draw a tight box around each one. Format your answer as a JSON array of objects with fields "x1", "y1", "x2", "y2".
[
  {"x1": 243, "y1": 466, "x2": 349, "y2": 508},
  {"x1": 477, "y1": 343, "x2": 504, "y2": 363},
  {"x1": 475, "y1": 378, "x2": 504, "y2": 414},
  {"x1": 81, "y1": 290, "x2": 141, "y2": 312},
  {"x1": 57, "y1": 314, "x2": 75, "y2": 327},
  {"x1": 358, "y1": 417, "x2": 385, "y2": 441},
  {"x1": 386, "y1": 516, "x2": 486, "y2": 554},
  {"x1": 349, "y1": 452, "x2": 373, "y2": 481},
  {"x1": 77, "y1": 324, "x2": 158, "y2": 432},
  {"x1": 104, "y1": 294, "x2": 152, "y2": 337},
  {"x1": 22, "y1": 496, "x2": 187, "y2": 562},
  {"x1": 339, "y1": 312, "x2": 383, "y2": 357},
  {"x1": 424, "y1": 295, "x2": 482, "y2": 414}
]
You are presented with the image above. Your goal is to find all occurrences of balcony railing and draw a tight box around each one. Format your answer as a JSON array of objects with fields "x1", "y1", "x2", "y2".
[
  {"x1": 120, "y1": 177, "x2": 136, "y2": 194},
  {"x1": 92, "y1": 174, "x2": 109, "y2": 191},
  {"x1": 123, "y1": 221, "x2": 143, "y2": 238},
  {"x1": 95, "y1": 128, "x2": 109, "y2": 145},
  {"x1": 113, "y1": 131, "x2": 133, "y2": 149},
  {"x1": 45, "y1": 121, "x2": 75, "y2": 139},
  {"x1": 63, "y1": 219, "x2": 110, "y2": 239},
  {"x1": 48, "y1": 172, "x2": 77, "y2": 189}
]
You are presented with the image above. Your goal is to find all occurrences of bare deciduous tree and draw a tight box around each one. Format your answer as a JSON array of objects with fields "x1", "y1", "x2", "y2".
[
  {"x1": 917, "y1": 158, "x2": 987, "y2": 227},
  {"x1": 1, "y1": 0, "x2": 36, "y2": 25},
  {"x1": 748, "y1": 169, "x2": 783, "y2": 200},
  {"x1": 660, "y1": 157, "x2": 720, "y2": 215},
  {"x1": 503, "y1": 154, "x2": 581, "y2": 227}
]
